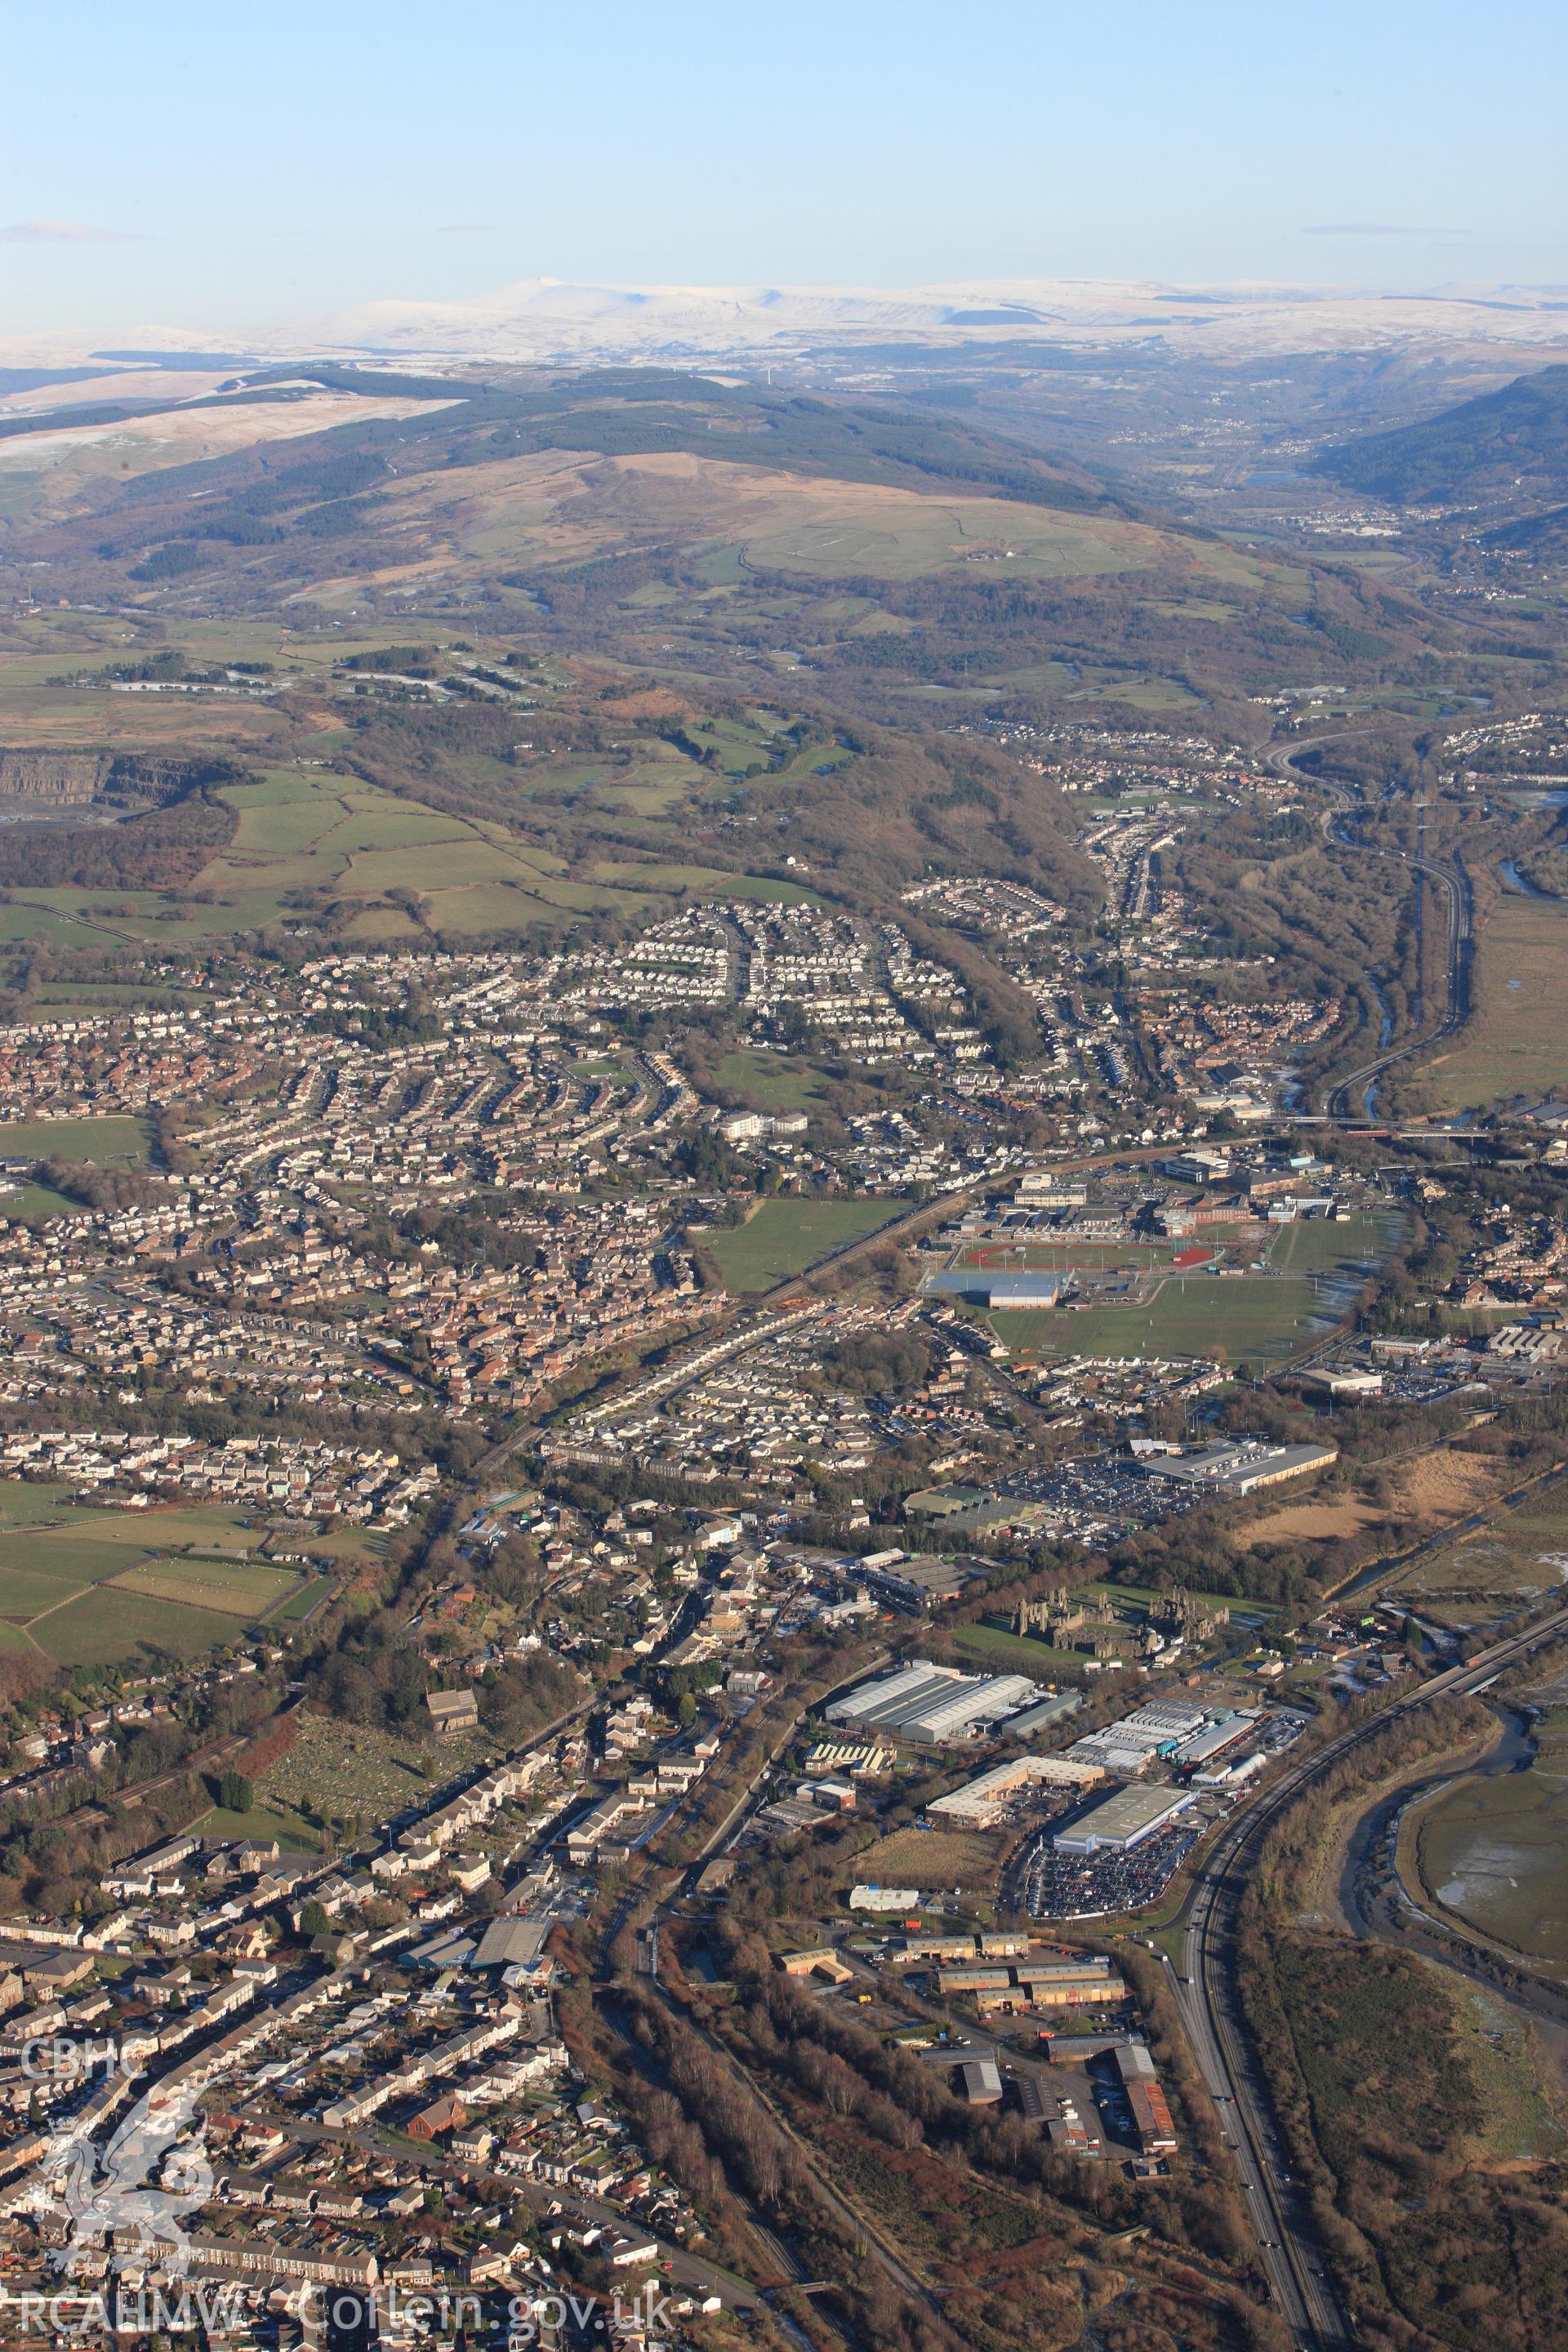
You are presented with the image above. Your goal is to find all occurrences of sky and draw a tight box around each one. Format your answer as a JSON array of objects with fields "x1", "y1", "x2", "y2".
[{"x1": 3, "y1": 0, "x2": 1566, "y2": 342}]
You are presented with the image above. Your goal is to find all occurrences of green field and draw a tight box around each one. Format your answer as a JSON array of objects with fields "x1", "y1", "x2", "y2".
[
  {"x1": 0, "y1": 608, "x2": 873, "y2": 953},
  {"x1": 1264, "y1": 1211, "x2": 1405, "y2": 1276},
  {"x1": 0, "y1": 1500, "x2": 264, "y2": 1570},
  {"x1": 707, "y1": 1196, "x2": 899, "y2": 1290},
  {"x1": 182, "y1": 766, "x2": 822, "y2": 941},
  {"x1": 195, "y1": 1801, "x2": 322, "y2": 1852},
  {"x1": 30, "y1": 1587, "x2": 238, "y2": 1668},
  {"x1": 590, "y1": 761, "x2": 693, "y2": 816},
  {"x1": 191, "y1": 769, "x2": 639, "y2": 937},
  {"x1": 0, "y1": 1489, "x2": 281, "y2": 1665},
  {"x1": 274, "y1": 1574, "x2": 334, "y2": 1620},
  {"x1": 0, "y1": 1565, "x2": 112, "y2": 1618},
  {"x1": 589, "y1": 862, "x2": 818, "y2": 905},
  {"x1": 952, "y1": 1624, "x2": 1084, "y2": 1673},
  {"x1": 108, "y1": 1557, "x2": 298, "y2": 1619},
  {"x1": 0, "y1": 766, "x2": 686, "y2": 950},
  {"x1": 283, "y1": 1522, "x2": 388, "y2": 1571},
  {"x1": 34, "y1": 983, "x2": 208, "y2": 1011},
  {"x1": 0, "y1": 1116, "x2": 154, "y2": 1165},
  {"x1": 82, "y1": 1506, "x2": 261, "y2": 1551},
  {"x1": 985, "y1": 1272, "x2": 1325, "y2": 1362},
  {"x1": 0, "y1": 903, "x2": 133, "y2": 950},
  {"x1": 740, "y1": 499, "x2": 1159, "y2": 585},
  {"x1": 715, "y1": 1049, "x2": 835, "y2": 1111},
  {"x1": 0, "y1": 1183, "x2": 91, "y2": 1223},
  {"x1": 0, "y1": 1531, "x2": 158, "y2": 1615},
  {"x1": 0, "y1": 1482, "x2": 74, "y2": 1528},
  {"x1": 1424, "y1": 897, "x2": 1568, "y2": 1111}
]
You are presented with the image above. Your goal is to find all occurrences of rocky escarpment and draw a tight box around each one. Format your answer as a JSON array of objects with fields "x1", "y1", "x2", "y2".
[{"x1": 0, "y1": 751, "x2": 113, "y2": 801}]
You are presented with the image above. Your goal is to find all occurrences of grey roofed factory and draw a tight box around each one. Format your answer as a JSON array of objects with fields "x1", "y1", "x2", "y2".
[
  {"x1": 1134, "y1": 1439, "x2": 1338, "y2": 1495},
  {"x1": 825, "y1": 1661, "x2": 1040, "y2": 1743},
  {"x1": 1052, "y1": 1784, "x2": 1196, "y2": 1854}
]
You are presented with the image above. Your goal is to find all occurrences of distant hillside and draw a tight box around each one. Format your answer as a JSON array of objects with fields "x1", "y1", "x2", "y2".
[
  {"x1": 1309, "y1": 363, "x2": 1568, "y2": 506},
  {"x1": 8, "y1": 361, "x2": 1540, "y2": 716},
  {"x1": 2, "y1": 365, "x2": 1114, "y2": 518},
  {"x1": 1484, "y1": 501, "x2": 1568, "y2": 558}
]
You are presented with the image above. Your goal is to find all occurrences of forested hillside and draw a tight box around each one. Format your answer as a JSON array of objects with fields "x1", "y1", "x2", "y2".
[{"x1": 1310, "y1": 363, "x2": 1568, "y2": 508}]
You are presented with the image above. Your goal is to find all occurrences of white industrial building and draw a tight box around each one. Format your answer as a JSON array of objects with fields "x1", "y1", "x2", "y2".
[
  {"x1": 1136, "y1": 1439, "x2": 1338, "y2": 1496},
  {"x1": 1053, "y1": 1785, "x2": 1196, "y2": 1855},
  {"x1": 1170, "y1": 1711, "x2": 1260, "y2": 1766},
  {"x1": 929, "y1": 1752, "x2": 1104, "y2": 1828},
  {"x1": 1065, "y1": 1699, "x2": 1210, "y2": 1775},
  {"x1": 825, "y1": 1662, "x2": 1040, "y2": 1744},
  {"x1": 1193, "y1": 1748, "x2": 1268, "y2": 1790}
]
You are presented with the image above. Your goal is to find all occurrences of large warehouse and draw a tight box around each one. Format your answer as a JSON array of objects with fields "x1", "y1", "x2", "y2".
[
  {"x1": 1135, "y1": 1439, "x2": 1338, "y2": 1497},
  {"x1": 1052, "y1": 1784, "x2": 1195, "y2": 1855},
  {"x1": 929, "y1": 1752, "x2": 1105, "y2": 1827},
  {"x1": 825, "y1": 1662, "x2": 1040, "y2": 1744},
  {"x1": 1004, "y1": 1689, "x2": 1084, "y2": 1740}
]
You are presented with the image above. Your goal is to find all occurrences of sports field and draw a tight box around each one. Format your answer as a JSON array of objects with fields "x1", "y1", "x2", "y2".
[
  {"x1": 107, "y1": 1556, "x2": 297, "y2": 1618},
  {"x1": 707, "y1": 1196, "x2": 898, "y2": 1290},
  {"x1": 1263, "y1": 1211, "x2": 1403, "y2": 1275},
  {"x1": 0, "y1": 1115, "x2": 154, "y2": 1165},
  {"x1": 973, "y1": 1211, "x2": 1406, "y2": 1362},
  {"x1": 956, "y1": 1240, "x2": 1191, "y2": 1273},
  {"x1": 0, "y1": 1185, "x2": 89, "y2": 1225},
  {"x1": 985, "y1": 1272, "x2": 1324, "y2": 1362}
]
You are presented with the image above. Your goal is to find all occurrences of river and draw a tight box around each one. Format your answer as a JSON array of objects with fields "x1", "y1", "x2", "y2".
[{"x1": 1499, "y1": 858, "x2": 1560, "y2": 900}]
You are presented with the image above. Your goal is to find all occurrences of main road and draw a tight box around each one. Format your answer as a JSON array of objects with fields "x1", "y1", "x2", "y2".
[
  {"x1": 1263, "y1": 733, "x2": 1472, "y2": 1121},
  {"x1": 1322, "y1": 818, "x2": 1471, "y2": 1121},
  {"x1": 1169, "y1": 1602, "x2": 1568, "y2": 2349}
]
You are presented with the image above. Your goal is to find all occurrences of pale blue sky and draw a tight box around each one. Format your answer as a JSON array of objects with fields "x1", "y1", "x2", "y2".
[{"x1": 3, "y1": 0, "x2": 1566, "y2": 336}]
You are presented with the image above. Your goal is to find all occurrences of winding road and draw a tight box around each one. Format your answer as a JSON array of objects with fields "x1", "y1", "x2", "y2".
[
  {"x1": 1322, "y1": 816, "x2": 1472, "y2": 1121},
  {"x1": 1169, "y1": 1601, "x2": 1568, "y2": 2348}
]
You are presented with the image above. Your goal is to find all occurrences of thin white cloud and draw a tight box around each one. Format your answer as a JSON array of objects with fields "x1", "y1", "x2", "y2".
[
  {"x1": 1303, "y1": 222, "x2": 1466, "y2": 238},
  {"x1": 0, "y1": 218, "x2": 143, "y2": 244}
]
